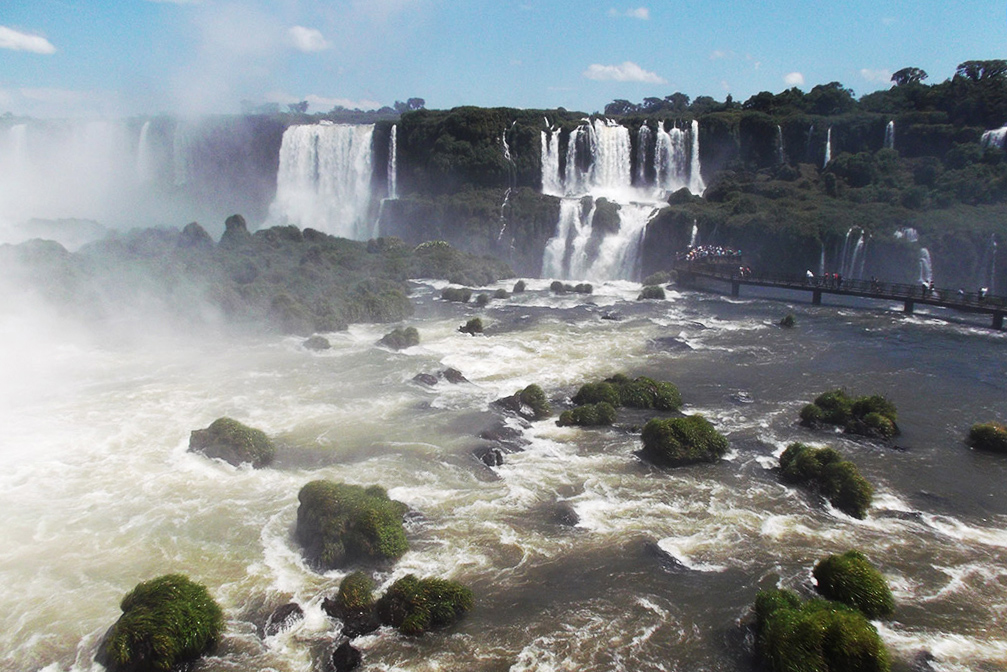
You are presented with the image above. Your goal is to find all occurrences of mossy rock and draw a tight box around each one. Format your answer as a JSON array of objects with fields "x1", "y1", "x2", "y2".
[
  {"x1": 557, "y1": 402, "x2": 617, "y2": 427},
  {"x1": 323, "y1": 571, "x2": 380, "y2": 638},
  {"x1": 459, "y1": 317, "x2": 484, "y2": 335},
  {"x1": 637, "y1": 285, "x2": 666, "y2": 300},
  {"x1": 967, "y1": 422, "x2": 1007, "y2": 453},
  {"x1": 512, "y1": 280, "x2": 527, "y2": 293},
  {"x1": 379, "y1": 326, "x2": 420, "y2": 350},
  {"x1": 571, "y1": 381, "x2": 622, "y2": 407},
  {"x1": 493, "y1": 288, "x2": 509, "y2": 299},
  {"x1": 295, "y1": 481, "x2": 408, "y2": 570},
  {"x1": 642, "y1": 271, "x2": 671, "y2": 286},
  {"x1": 779, "y1": 443, "x2": 874, "y2": 518},
  {"x1": 572, "y1": 375, "x2": 681, "y2": 412},
  {"x1": 813, "y1": 550, "x2": 895, "y2": 619},
  {"x1": 801, "y1": 389, "x2": 899, "y2": 438},
  {"x1": 754, "y1": 589, "x2": 890, "y2": 672},
  {"x1": 519, "y1": 384, "x2": 551, "y2": 419},
  {"x1": 376, "y1": 574, "x2": 474, "y2": 636},
  {"x1": 188, "y1": 417, "x2": 275, "y2": 468},
  {"x1": 441, "y1": 286, "x2": 472, "y2": 303},
  {"x1": 779, "y1": 313, "x2": 796, "y2": 328},
  {"x1": 97, "y1": 574, "x2": 224, "y2": 672},
  {"x1": 640, "y1": 414, "x2": 729, "y2": 467},
  {"x1": 303, "y1": 335, "x2": 331, "y2": 351}
]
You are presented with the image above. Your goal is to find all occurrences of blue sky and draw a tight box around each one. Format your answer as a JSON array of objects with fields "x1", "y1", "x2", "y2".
[{"x1": 1, "y1": 0, "x2": 1005, "y2": 118}]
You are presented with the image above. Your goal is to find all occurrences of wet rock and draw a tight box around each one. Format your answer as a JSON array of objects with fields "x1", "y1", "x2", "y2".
[
  {"x1": 601, "y1": 312, "x2": 623, "y2": 321},
  {"x1": 322, "y1": 598, "x2": 380, "y2": 639},
  {"x1": 177, "y1": 221, "x2": 213, "y2": 250},
  {"x1": 263, "y1": 602, "x2": 303, "y2": 637},
  {"x1": 219, "y1": 213, "x2": 251, "y2": 249},
  {"x1": 643, "y1": 540, "x2": 690, "y2": 572},
  {"x1": 553, "y1": 503, "x2": 579, "y2": 527},
  {"x1": 329, "y1": 641, "x2": 362, "y2": 672},
  {"x1": 303, "y1": 335, "x2": 331, "y2": 350},
  {"x1": 412, "y1": 373, "x2": 439, "y2": 386},
  {"x1": 648, "y1": 336, "x2": 692, "y2": 351},
  {"x1": 473, "y1": 445, "x2": 504, "y2": 467},
  {"x1": 189, "y1": 417, "x2": 275, "y2": 468},
  {"x1": 478, "y1": 423, "x2": 530, "y2": 451},
  {"x1": 442, "y1": 367, "x2": 468, "y2": 384},
  {"x1": 910, "y1": 651, "x2": 937, "y2": 672}
]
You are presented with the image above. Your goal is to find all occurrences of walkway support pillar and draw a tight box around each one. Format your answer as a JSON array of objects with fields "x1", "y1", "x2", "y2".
[
  {"x1": 731, "y1": 281, "x2": 740, "y2": 297},
  {"x1": 812, "y1": 289, "x2": 822, "y2": 305},
  {"x1": 993, "y1": 311, "x2": 1004, "y2": 330},
  {"x1": 904, "y1": 299, "x2": 915, "y2": 314}
]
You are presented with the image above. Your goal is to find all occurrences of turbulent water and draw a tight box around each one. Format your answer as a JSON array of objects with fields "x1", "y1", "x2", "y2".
[{"x1": 2, "y1": 281, "x2": 1007, "y2": 672}]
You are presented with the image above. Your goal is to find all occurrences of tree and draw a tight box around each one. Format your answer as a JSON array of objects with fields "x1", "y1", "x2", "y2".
[
  {"x1": 806, "y1": 82, "x2": 856, "y2": 116},
  {"x1": 891, "y1": 67, "x2": 928, "y2": 87},
  {"x1": 663, "y1": 92, "x2": 691, "y2": 112},
  {"x1": 287, "y1": 100, "x2": 309, "y2": 114},
  {"x1": 956, "y1": 60, "x2": 1007, "y2": 82},
  {"x1": 604, "y1": 99, "x2": 638, "y2": 116},
  {"x1": 640, "y1": 96, "x2": 665, "y2": 113},
  {"x1": 395, "y1": 98, "x2": 426, "y2": 113}
]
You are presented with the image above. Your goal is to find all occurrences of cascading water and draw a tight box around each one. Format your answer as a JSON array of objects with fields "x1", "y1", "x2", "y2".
[
  {"x1": 655, "y1": 123, "x2": 689, "y2": 193},
  {"x1": 689, "y1": 220, "x2": 699, "y2": 248},
  {"x1": 981, "y1": 126, "x2": 1007, "y2": 149},
  {"x1": 136, "y1": 121, "x2": 153, "y2": 183},
  {"x1": 689, "y1": 120, "x2": 705, "y2": 195},
  {"x1": 173, "y1": 121, "x2": 194, "y2": 187},
  {"x1": 387, "y1": 124, "x2": 398, "y2": 200},
  {"x1": 823, "y1": 127, "x2": 832, "y2": 168},
  {"x1": 270, "y1": 122, "x2": 375, "y2": 239},
  {"x1": 776, "y1": 125, "x2": 785, "y2": 164},
  {"x1": 919, "y1": 248, "x2": 934, "y2": 284},
  {"x1": 884, "y1": 121, "x2": 895, "y2": 150},
  {"x1": 541, "y1": 123, "x2": 563, "y2": 197},
  {"x1": 541, "y1": 198, "x2": 587, "y2": 278},
  {"x1": 588, "y1": 203, "x2": 658, "y2": 281},
  {"x1": 818, "y1": 243, "x2": 826, "y2": 277},
  {"x1": 635, "y1": 124, "x2": 652, "y2": 185}
]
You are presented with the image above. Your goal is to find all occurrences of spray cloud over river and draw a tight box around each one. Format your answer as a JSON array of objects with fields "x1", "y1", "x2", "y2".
[{"x1": 1, "y1": 274, "x2": 1006, "y2": 671}]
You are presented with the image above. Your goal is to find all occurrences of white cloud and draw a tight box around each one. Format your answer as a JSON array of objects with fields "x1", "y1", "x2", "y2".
[
  {"x1": 608, "y1": 7, "x2": 650, "y2": 19},
  {"x1": 860, "y1": 68, "x2": 891, "y2": 83},
  {"x1": 288, "y1": 26, "x2": 330, "y2": 52},
  {"x1": 783, "y1": 71, "x2": 805, "y2": 86},
  {"x1": 583, "y1": 61, "x2": 665, "y2": 84},
  {"x1": 0, "y1": 26, "x2": 56, "y2": 54}
]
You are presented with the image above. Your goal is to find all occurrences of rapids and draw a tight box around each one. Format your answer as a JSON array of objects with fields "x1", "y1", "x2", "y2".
[{"x1": 1, "y1": 281, "x2": 1006, "y2": 672}]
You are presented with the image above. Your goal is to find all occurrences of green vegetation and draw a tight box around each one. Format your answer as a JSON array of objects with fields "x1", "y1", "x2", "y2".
[
  {"x1": 550, "y1": 281, "x2": 593, "y2": 295},
  {"x1": 441, "y1": 286, "x2": 473, "y2": 303},
  {"x1": 97, "y1": 574, "x2": 224, "y2": 672},
  {"x1": 295, "y1": 481, "x2": 409, "y2": 570},
  {"x1": 519, "y1": 384, "x2": 552, "y2": 419},
  {"x1": 779, "y1": 313, "x2": 796, "y2": 328},
  {"x1": 334, "y1": 572, "x2": 376, "y2": 614},
  {"x1": 188, "y1": 417, "x2": 275, "y2": 468},
  {"x1": 779, "y1": 443, "x2": 874, "y2": 518},
  {"x1": 573, "y1": 374, "x2": 682, "y2": 412},
  {"x1": 642, "y1": 271, "x2": 671, "y2": 286},
  {"x1": 800, "y1": 389, "x2": 899, "y2": 439},
  {"x1": 813, "y1": 550, "x2": 895, "y2": 619},
  {"x1": 493, "y1": 288, "x2": 509, "y2": 299},
  {"x1": 637, "y1": 285, "x2": 666, "y2": 300},
  {"x1": 753, "y1": 589, "x2": 890, "y2": 672},
  {"x1": 967, "y1": 422, "x2": 1007, "y2": 453},
  {"x1": 640, "y1": 414, "x2": 729, "y2": 467},
  {"x1": 512, "y1": 280, "x2": 527, "y2": 293},
  {"x1": 557, "y1": 402, "x2": 617, "y2": 427},
  {"x1": 459, "y1": 317, "x2": 484, "y2": 335},
  {"x1": 379, "y1": 326, "x2": 420, "y2": 350},
  {"x1": 375, "y1": 574, "x2": 474, "y2": 636}
]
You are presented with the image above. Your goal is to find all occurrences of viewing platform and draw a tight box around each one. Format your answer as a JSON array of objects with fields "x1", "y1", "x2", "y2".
[{"x1": 676, "y1": 263, "x2": 1007, "y2": 330}]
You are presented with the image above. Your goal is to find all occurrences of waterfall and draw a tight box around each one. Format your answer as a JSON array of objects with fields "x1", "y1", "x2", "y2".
[
  {"x1": 387, "y1": 124, "x2": 398, "y2": 199},
  {"x1": 919, "y1": 248, "x2": 933, "y2": 285},
  {"x1": 588, "y1": 203, "x2": 656, "y2": 281},
  {"x1": 586, "y1": 119, "x2": 632, "y2": 197},
  {"x1": 689, "y1": 220, "x2": 698, "y2": 248},
  {"x1": 689, "y1": 119, "x2": 705, "y2": 195},
  {"x1": 635, "y1": 124, "x2": 652, "y2": 186},
  {"x1": 542, "y1": 198, "x2": 586, "y2": 278},
  {"x1": 655, "y1": 123, "x2": 688, "y2": 193},
  {"x1": 776, "y1": 125, "x2": 785, "y2": 164},
  {"x1": 847, "y1": 231, "x2": 867, "y2": 279},
  {"x1": 991, "y1": 236, "x2": 997, "y2": 291},
  {"x1": 270, "y1": 122, "x2": 375, "y2": 239},
  {"x1": 541, "y1": 125, "x2": 563, "y2": 196},
  {"x1": 839, "y1": 228, "x2": 853, "y2": 275},
  {"x1": 823, "y1": 127, "x2": 832, "y2": 168},
  {"x1": 819, "y1": 243, "x2": 826, "y2": 277},
  {"x1": 981, "y1": 126, "x2": 1007, "y2": 149},
  {"x1": 979, "y1": 233, "x2": 997, "y2": 291},
  {"x1": 173, "y1": 122, "x2": 194, "y2": 187},
  {"x1": 884, "y1": 121, "x2": 895, "y2": 150},
  {"x1": 136, "y1": 121, "x2": 153, "y2": 183}
]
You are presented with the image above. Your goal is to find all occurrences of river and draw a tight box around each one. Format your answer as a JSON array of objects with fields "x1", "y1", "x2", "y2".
[{"x1": 1, "y1": 279, "x2": 1005, "y2": 672}]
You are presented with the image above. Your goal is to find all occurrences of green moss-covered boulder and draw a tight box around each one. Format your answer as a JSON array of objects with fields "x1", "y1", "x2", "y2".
[
  {"x1": 968, "y1": 422, "x2": 1007, "y2": 453},
  {"x1": 813, "y1": 550, "x2": 895, "y2": 619},
  {"x1": 779, "y1": 313, "x2": 796, "y2": 328},
  {"x1": 640, "y1": 415, "x2": 729, "y2": 467},
  {"x1": 572, "y1": 375, "x2": 682, "y2": 411},
  {"x1": 557, "y1": 402, "x2": 617, "y2": 427},
  {"x1": 188, "y1": 417, "x2": 275, "y2": 468},
  {"x1": 800, "y1": 389, "x2": 899, "y2": 439},
  {"x1": 459, "y1": 317, "x2": 484, "y2": 335},
  {"x1": 441, "y1": 286, "x2": 472, "y2": 303},
  {"x1": 376, "y1": 574, "x2": 474, "y2": 636},
  {"x1": 323, "y1": 571, "x2": 379, "y2": 638},
  {"x1": 295, "y1": 481, "x2": 409, "y2": 570},
  {"x1": 97, "y1": 574, "x2": 224, "y2": 672},
  {"x1": 779, "y1": 443, "x2": 874, "y2": 519},
  {"x1": 637, "y1": 285, "x2": 666, "y2": 300},
  {"x1": 754, "y1": 589, "x2": 890, "y2": 672},
  {"x1": 519, "y1": 384, "x2": 551, "y2": 419},
  {"x1": 379, "y1": 326, "x2": 420, "y2": 350},
  {"x1": 571, "y1": 381, "x2": 622, "y2": 407}
]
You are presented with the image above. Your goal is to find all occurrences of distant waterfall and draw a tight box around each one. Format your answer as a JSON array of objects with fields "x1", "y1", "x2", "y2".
[
  {"x1": 270, "y1": 122, "x2": 375, "y2": 239},
  {"x1": 540, "y1": 117, "x2": 704, "y2": 280},
  {"x1": 136, "y1": 121, "x2": 153, "y2": 183},
  {"x1": 387, "y1": 124, "x2": 398, "y2": 199},
  {"x1": 823, "y1": 127, "x2": 832, "y2": 168},
  {"x1": 981, "y1": 126, "x2": 1007, "y2": 149},
  {"x1": 819, "y1": 243, "x2": 826, "y2": 277},
  {"x1": 979, "y1": 233, "x2": 997, "y2": 290},
  {"x1": 689, "y1": 220, "x2": 698, "y2": 248},
  {"x1": 919, "y1": 248, "x2": 933, "y2": 285},
  {"x1": 884, "y1": 121, "x2": 895, "y2": 150},
  {"x1": 776, "y1": 125, "x2": 785, "y2": 164}
]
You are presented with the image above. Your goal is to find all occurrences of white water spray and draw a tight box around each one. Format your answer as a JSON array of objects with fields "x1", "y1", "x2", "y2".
[
  {"x1": 387, "y1": 124, "x2": 398, "y2": 200},
  {"x1": 884, "y1": 121, "x2": 895, "y2": 150},
  {"x1": 823, "y1": 127, "x2": 832, "y2": 168},
  {"x1": 136, "y1": 121, "x2": 153, "y2": 183},
  {"x1": 919, "y1": 248, "x2": 933, "y2": 285}
]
